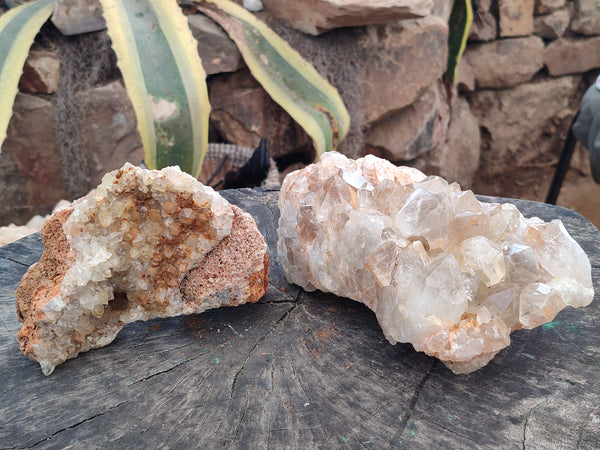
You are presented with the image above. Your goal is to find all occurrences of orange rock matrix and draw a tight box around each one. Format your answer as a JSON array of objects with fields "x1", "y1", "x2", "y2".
[{"x1": 16, "y1": 164, "x2": 268, "y2": 375}]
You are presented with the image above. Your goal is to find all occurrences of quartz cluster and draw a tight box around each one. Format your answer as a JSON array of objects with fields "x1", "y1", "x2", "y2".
[
  {"x1": 16, "y1": 163, "x2": 268, "y2": 375},
  {"x1": 277, "y1": 152, "x2": 594, "y2": 373}
]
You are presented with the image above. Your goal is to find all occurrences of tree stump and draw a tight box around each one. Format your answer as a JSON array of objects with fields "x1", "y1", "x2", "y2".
[{"x1": 1, "y1": 188, "x2": 598, "y2": 448}]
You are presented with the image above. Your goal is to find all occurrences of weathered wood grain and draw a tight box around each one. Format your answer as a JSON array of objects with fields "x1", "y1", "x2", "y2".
[{"x1": 0, "y1": 189, "x2": 598, "y2": 449}]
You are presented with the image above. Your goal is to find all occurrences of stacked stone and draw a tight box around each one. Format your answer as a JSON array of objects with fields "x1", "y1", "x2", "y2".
[
  {"x1": 0, "y1": 0, "x2": 452, "y2": 226},
  {"x1": 207, "y1": 0, "x2": 600, "y2": 201},
  {"x1": 3, "y1": 0, "x2": 600, "y2": 225},
  {"x1": 462, "y1": 0, "x2": 600, "y2": 198}
]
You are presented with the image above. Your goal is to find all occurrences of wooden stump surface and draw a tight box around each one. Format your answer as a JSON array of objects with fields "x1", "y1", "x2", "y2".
[{"x1": 1, "y1": 187, "x2": 599, "y2": 449}]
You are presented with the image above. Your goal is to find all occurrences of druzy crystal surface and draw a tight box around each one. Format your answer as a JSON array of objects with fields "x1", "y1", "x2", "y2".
[
  {"x1": 16, "y1": 164, "x2": 268, "y2": 375},
  {"x1": 277, "y1": 152, "x2": 594, "y2": 373}
]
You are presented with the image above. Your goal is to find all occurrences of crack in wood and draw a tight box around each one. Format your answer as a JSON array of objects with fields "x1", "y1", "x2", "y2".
[
  {"x1": 216, "y1": 302, "x2": 298, "y2": 447},
  {"x1": 220, "y1": 392, "x2": 250, "y2": 449},
  {"x1": 350, "y1": 435, "x2": 372, "y2": 449},
  {"x1": 522, "y1": 411, "x2": 529, "y2": 449},
  {"x1": 0, "y1": 256, "x2": 29, "y2": 268},
  {"x1": 128, "y1": 348, "x2": 213, "y2": 386},
  {"x1": 344, "y1": 397, "x2": 397, "y2": 446},
  {"x1": 169, "y1": 409, "x2": 198, "y2": 448},
  {"x1": 289, "y1": 361, "x2": 332, "y2": 444},
  {"x1": 189, "y1": 378, "x2": 218, "y2": 440},
  {"x1": 419, "y1": 416, "x2": 496, "y2": 448},
  {"x1": 522, "y1": 399, "x2": 547, "y2": 449},
  {"x1": 23, "y1": 399, "x2": 130, "y2": 448},
  {"x1": 397, "y1": 359, "x2": 438, "y2": 440},
  {"x1": 369, "y1": 398, "x2": 396, "y2": 419},
  {"x1": 576, "y1": 406, "x2": 598, "y2": 448},
  {"x1": 128, "y1": 340, "x2": 196, "y2": 357},
  {"x1": 228, "y1": 301, "x2": 298, "y2": 401},
  {"x1": 269, "y1": 360, "x2": 275, "y2": 393},
  {"x1": 266, "y1": 415, "x2": 272, "y2": 450},
  {"x1": 154, "y1": 374, "x2": 190, "y2": 411},
  {"x1": 124, "y1": 334, "x2": 198, "y2": 353}
]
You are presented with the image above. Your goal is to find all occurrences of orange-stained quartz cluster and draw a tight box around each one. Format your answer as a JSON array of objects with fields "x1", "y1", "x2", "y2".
[
  {"x1": 277, "y1": 152, "x2": 594, "y2": 373},
  {"x1": 16, "y1": 163, "x2": 268, "y2": 375}
]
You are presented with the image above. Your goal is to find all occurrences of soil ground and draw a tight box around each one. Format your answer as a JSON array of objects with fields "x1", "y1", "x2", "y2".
[
  {"x1": 472, "y1": 144, "x2": 600, "y2": 231},
  {"x1": 555, "y1": 174, "x2": 600, "y2": 229}
]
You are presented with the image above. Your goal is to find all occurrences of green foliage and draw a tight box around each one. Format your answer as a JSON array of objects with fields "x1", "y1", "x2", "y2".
[
  {"x1": 0, "y1": 0, "x2": 350, "y2": 177},
  {"x1": 0, "y1": 0, "x2": 56, "y2": 150},
  {"x1": 445, "y1": 0, "x2": 473, "y2": 86},
  {"x1": 195, "y1": 0, "x2": 350, "y2": 157}
]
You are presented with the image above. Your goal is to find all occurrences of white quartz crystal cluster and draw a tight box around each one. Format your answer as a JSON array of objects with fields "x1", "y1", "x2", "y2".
[
  {"x1": 18, "y1": 164, "x2": 238, "y2": 375},
  {"x1": 277, "y1": 152, "x2": 594, "y2": 373}
]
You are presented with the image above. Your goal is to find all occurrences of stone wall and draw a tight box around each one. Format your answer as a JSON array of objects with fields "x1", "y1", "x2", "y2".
[
  {"x1": 216, "y1": 0, "x2": 600, "y2": 201},
  {"x1": 455, "y1": 0, "x2": 600, "y2": 201},
  {"x1": 261, "y1": 0, "x2": 600, "y2": 202},
  {"x1": 2, "y1": 0, "x2": 600, "y2": 225}
]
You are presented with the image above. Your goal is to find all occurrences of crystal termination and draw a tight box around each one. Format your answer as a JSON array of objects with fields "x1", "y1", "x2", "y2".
[
  {"x1": 16, "y1": 164, "x2": 268, "y2": 375},
  {"x1": 277, "y1": 152, "x2": 594, "y2": 373}
]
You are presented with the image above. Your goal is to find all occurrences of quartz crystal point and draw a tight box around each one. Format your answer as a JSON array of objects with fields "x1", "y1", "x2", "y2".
[
  {"x1": 277, "y1": 152, "x2": 594, "y2": 373},
  {"x1": 16, "y1": 163, "x2": 268, "y2": 375}
]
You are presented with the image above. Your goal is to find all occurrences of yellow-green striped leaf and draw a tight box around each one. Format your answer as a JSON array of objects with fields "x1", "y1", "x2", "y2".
[
  {"x1": 0, "y1": 0, "x2": 56, "y2": 151},
  {"x1": 445, "y1": 0, "x2": 472, "y2": 85},
  {"x1": 99, "y1": 0, "x2": 210, "y2": 177},
  {"x1": 195, "y1": 0, "x2": 350, "y2": 157}
]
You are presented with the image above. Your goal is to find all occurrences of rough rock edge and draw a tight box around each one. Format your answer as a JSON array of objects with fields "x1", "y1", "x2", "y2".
[
  {"x1": 277, "y1": 152, "x2": 594, "y2": 374},
  {"x1": 16, "y1": 199, "x2": 268, "y2": 376}
]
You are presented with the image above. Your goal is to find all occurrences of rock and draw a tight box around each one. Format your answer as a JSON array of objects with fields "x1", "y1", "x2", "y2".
[
  {"x1": 51, "y1": 0, "x2": 106, "y2": 36},
  {"x1": 0, "y1": 224, "x2": 39, "y2": 247},
  {"x1": 570, "y1": 0, "x2": 600, "y2": 35},
  {"x1": 18, "y1": 49, "x2": 61, "y2": 94},
  {"x1": 198, "y1": 142, "x2": 280, "y2": 188},
  {"x1": 76, "y1": 81, "x2": 144, "y2": 187},
  {"x1": 261, "y1": 0, "x2": 433, "y2": 35},
  {"x1": 533, "y1": 8, "x2": 570, "y2": 40},
  {"x1": 475, "y1": 0, "x2": 493, "y2": 9},
  {"x1": 431, "y1": 0, "x2": 452, "y2": 20},
  {"x1": 0, "y1": 93, "x2": 69, "y2": 226},
  {"x1": 243, "y1": 0, "x2": 263, "y2": 12},
  {"x1": 455, "y1": 58, "x2": 476, "y2": 92},
  {"x1": 468, "y1": 0, "x2": 496, "y2": 41},
  {"x1": 208, "y1": 70, "x2": 311, "y2": 159},
  {"x1": 468, "y1": 10, "x2": 497, "y2": 41},
  {"x1": 0, "y1": 201, "x2": 71, "y2": 248},
  {"x1": 470, "y1": 76, "x2": 580, "y2": 177},
  {"x1": 535, "y1": 0, "x2": 565, "y2": 14},
  {"x1": 0, "y1": 144, "x2": 30, "y2": 229},
  {"x1": 187, "y1": 14, "x2": 244, "y2": 75},
  {"x1": 15, "y1": 164, "x2": 269, "y2": 375},
  {"x1": 439, "y1": 97, "x2": 481, "y2": 188},
  {"x1": 258, "y1": 20, "x2": 365, "y2": 158},
  {"x1": 498, "y1": 0, "x2": 535, "y2": 37},
  {"x1": 364, "y1": 81, "x2": 449, "y2": 161},
  {"x1": 545, "y1": 37, "x2": 600, "y2": 76},
  {"x1": 360, "y1": 16, "x2": 448, "y2": 124},
  {"x1": 277, "y1": 152, "x2": 594, "y2": 373},
  {"x1": 463, "y1": 36, "x2": 544, "y2": 89}
]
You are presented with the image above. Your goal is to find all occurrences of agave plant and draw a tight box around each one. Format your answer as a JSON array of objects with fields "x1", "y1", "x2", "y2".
[
  {"x1": 444, "y1": 0, "x2": 473, "y2": 88},
  {"x1": 0, "y1": 0, "x2": 350, "y2": 178}
]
